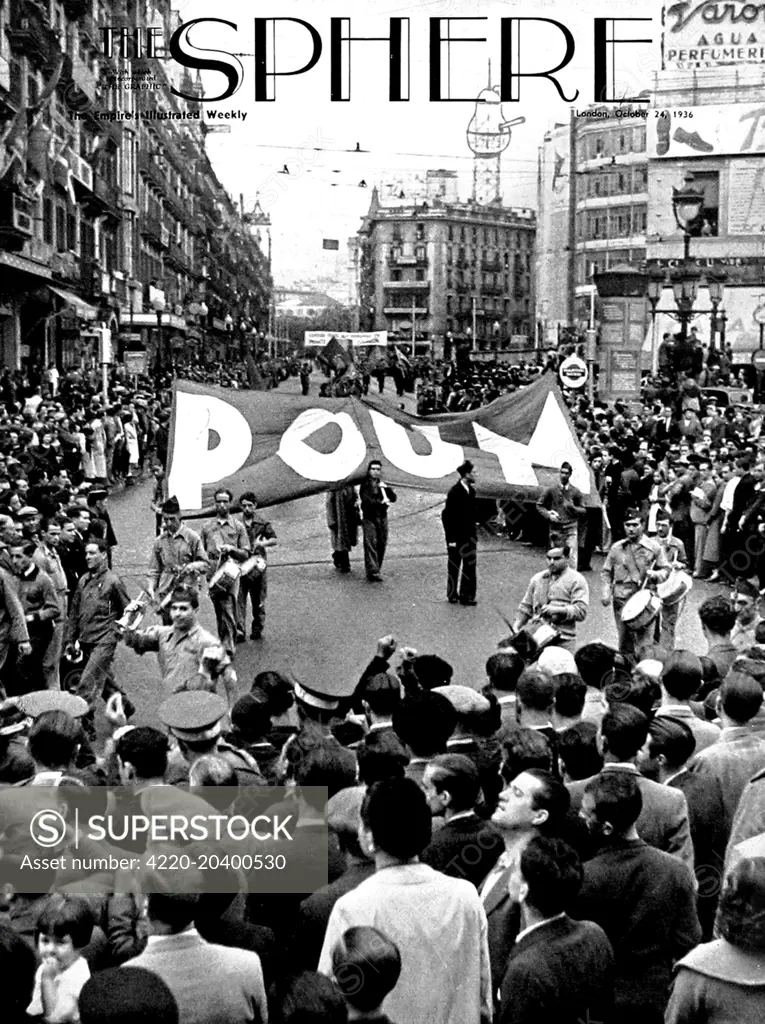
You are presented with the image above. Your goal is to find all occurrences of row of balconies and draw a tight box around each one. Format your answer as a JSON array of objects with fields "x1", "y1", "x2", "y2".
[
  {"x1": 384, "y1": 280, "x2": 430, "y2": 290},
  {"x1": 7, "y1": 0, "x2": 62, "y2": 67}
]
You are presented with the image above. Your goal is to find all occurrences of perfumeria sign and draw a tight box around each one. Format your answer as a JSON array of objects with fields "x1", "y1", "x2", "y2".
[{"x1": 663, "y1": 0, "x2": 765, "y2": 69}]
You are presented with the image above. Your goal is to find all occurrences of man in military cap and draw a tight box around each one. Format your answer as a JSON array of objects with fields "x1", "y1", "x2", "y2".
[
  {"x1": 159, "y1": 690, "x2": 264, "y2": 786},
  {"x1": 123, "y1": 585, "x2": 237, "y2": 705},
  {"x1": 148, "y1": 497, "x2": 208, "y2": 624},
  {"x1": 601, "y1": 508, "x2": 671, "y2": 662}
]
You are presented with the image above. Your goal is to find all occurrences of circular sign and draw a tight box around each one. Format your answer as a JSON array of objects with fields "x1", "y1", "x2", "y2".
[
  {"x1": 751, "y1": 349, "x2": 765, "y2": 371},
  {"x1": 559, "y1": 354, "x2": 588, "y2": 389},
  {"x1": 754, "y1": 305, "x2": 765, "y2": 326}
]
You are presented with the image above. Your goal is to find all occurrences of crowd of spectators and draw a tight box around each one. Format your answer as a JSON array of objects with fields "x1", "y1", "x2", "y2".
[
  {"x1": 1, "y1": 346, "x2": 765, "y2": 1023},
  {"x1": 2, "y1": 597, "x2": 765, "y2": 1023}
]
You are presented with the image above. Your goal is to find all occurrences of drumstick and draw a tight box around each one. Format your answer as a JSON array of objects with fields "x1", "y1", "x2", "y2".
[{"x1": 497, "y1": 602, "x2": 514, "y2": 626}]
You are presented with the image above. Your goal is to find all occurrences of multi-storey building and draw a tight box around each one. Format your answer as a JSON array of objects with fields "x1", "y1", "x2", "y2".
[
  {"x1": 0, "y1": 0, "x2": 270, "y2": 373},
  {"x1": 356, "y1": 171, "x2": 535, "y2": 357},
  {"x1": 536, "y1": 106, "x2": 648, "y2": 340},
  {"x1": 646, "y1": 63, "x2": 765, "y2": 356}
]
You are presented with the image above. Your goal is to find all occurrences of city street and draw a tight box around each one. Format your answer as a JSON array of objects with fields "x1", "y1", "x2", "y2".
[{"x1": 107, "y1": 380, "x2": 711, "y2": 727}]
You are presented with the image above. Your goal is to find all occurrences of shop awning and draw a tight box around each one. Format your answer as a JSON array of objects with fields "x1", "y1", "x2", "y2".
[{"x1": 48, "y1": 286, "x2": 98, "y2": 322}]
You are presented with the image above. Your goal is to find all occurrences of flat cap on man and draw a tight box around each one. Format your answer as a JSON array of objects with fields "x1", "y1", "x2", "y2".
[{"x1": 432, "y1": 684, "x2": 489, "y2": 715}]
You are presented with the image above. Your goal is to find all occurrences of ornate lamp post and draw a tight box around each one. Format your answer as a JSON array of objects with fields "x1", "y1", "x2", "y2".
[
  {"x1": 707, "y1": 271, "x2": 726, "y2": 354},
  {"x1": 671, "y1": 175, "x2": 705, "y2": 260},
  {"x1": 667, "y1": 175, "x2": 705, "y2": 346},
  {"x1": 670, "y1": 264, "x2": 702, "y2": 344}
]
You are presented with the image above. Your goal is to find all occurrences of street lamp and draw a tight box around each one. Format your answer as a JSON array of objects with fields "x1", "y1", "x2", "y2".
[
  {"x1": 492, "y1": 320, "x2": 501, "y2": 351},
  {"x1": 670, "y1": 264, "x2": 702, "y2": 344},
  {"x1": 707, "y1": 270, "x2": 727, "y2": 354},
  {"x1": 671, "y1": 174, "x2": 705, "y2": 260}
]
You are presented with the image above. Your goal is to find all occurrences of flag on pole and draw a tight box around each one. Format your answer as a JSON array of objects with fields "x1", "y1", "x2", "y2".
[{"x1": 322, "y1": 239, "x2": 340, "y2": 250}]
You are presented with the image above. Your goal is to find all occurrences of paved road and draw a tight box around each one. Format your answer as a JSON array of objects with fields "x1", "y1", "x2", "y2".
[{"x1": 106, "y1": 380, "x2": 711, "y2": 727}]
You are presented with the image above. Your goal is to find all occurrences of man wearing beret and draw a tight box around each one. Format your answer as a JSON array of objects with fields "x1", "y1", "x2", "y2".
[
  {"x1": 441, "y1": 460, "x2": 478, "y2": 606},
  {"x1": 148, "y1": 497, "x2": 209, "y2": 624}
]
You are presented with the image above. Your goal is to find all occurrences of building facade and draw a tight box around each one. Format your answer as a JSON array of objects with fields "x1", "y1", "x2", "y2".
[
  {"x1": 356, "y1": 173, "x2": 535, "y2": 357},
  {"x1": 0, "y1": 0, "x2": 270, "y2": 374},
  {"x1": 646, "y1": 64, "x2": 765, "y2": 356},
  {"x1": 536, "y1": 107, "x2": 649, "y2": 342}
]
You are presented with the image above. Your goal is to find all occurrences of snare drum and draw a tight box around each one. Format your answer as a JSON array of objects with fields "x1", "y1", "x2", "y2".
[
  {"x1": 656, "y1": 570, "x2": 693, "y2": 607},
  {"x1": 240, "y1": 554, "x2": 266, "y2": 578},
  {"x1": 621, "y1": 590, "x2": 662, "y2": 631},
  {"x1": 209, "y1": 558, "x2": 241, "y2": 597},
  {"x1": 516, "y1": 619, "x2": 560, "y2": 651}
]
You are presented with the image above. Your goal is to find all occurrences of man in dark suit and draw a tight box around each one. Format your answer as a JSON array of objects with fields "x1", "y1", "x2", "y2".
[
  {"x1": 573, "y1": 772, "x2": 700, "y2": 1024},
  {"x1": 441, "y1": 459, "x2": 478, "y2": 605},
  {"x1": 497, "y1": 835, "x2": 614, "y2": 1024},
  {"x1": 637, "y1": 714, "x2": 727, "y2": 940},
  {"x1": 567, "y1": 703, "x2": 694, "y2": 872},
  {"x1": 720, "y1": 454, "x2": 759, "y2": 581},
  {"x1": 421, "y1": 753, "x2": 503, "y2": 886},
  {"x1": 650, "y1": 404, "x2": 680, "y2": 445},
  {"x1": 479, "y1": 767, "x2": 571, "y2": 989}
]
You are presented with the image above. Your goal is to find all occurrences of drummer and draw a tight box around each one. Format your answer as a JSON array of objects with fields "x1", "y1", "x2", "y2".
[
  {"x1": 511, "y1": 544, "x2": 590, "y2": 653},
  {"x1": 147, "y1": 496, "x2": 209, "y2": 625},
  {"x1": 601, "y1": 507, "x2": 671, "y2": 663},
  {"x1": 235, "y1": 491, "x2": 277, "y2": 642},
  {"x1": 201, "y1": 488, "x2": 251, "y2": 655},
  {"x1": 655, "y1": 509, "x2": 690, "y2": 650}
]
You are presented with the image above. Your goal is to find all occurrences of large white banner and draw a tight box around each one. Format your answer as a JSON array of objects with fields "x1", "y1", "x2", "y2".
[{"x1": 304, "y1": 331, "x2": 388, "y2": 347}]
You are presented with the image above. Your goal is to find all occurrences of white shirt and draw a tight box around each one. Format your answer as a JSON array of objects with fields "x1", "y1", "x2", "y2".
[
  {"x1": 28, "y1": 956, "x2": 90, "y2": 1023},
  {"x1": 721, "y1": 476, "x2": 740, "y2": 513},
  {"x1": 319, "y1": 862, "x2": 492, "y2": 1024}
]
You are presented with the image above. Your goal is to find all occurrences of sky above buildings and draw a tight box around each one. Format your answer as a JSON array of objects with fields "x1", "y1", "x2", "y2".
[{"x1": 168, "y1": 0, "x2": 662, "y2": 287}]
